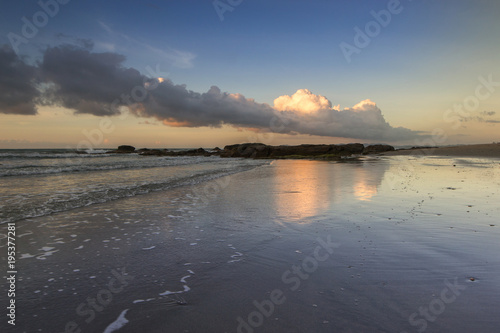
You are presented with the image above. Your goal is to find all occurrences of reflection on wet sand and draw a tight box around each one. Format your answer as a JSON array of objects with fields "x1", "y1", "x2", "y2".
[
  {"x1": 272, "y1": 159, "x2": 389, "y2": 222},
  {"x1": 353, "y1": 167, "x2": 379, "y2": 201},
  {"x1": 272, "y1": 160, "x2": 330, "y2": 222}
]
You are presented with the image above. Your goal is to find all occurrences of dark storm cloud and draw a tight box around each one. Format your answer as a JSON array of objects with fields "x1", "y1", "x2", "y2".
[
  {"x1": 39, "y1": 45, "x2": 145, "y2": 116},
  {"x1": 142, "y1": 84, "x2": 281, "y2": 129},
  {"x1": 0, "y1": 45, "x2": 40, "y2": 115}
]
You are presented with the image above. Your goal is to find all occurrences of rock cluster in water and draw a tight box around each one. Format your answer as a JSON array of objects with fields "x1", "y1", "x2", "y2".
[
  {"x1": 104, "y1": 143, "x2": 394, "y2": 159},
  {"x1": 219, "y1": 143, "x2": 394, "y2": 159},
  {"x1": 106, "y1": 146, "x2": 217, "y2": 157}
]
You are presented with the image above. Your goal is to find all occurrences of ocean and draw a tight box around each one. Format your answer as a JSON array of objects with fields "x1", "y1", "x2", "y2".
[{"x1": 0, "y1": 149, "x2": 269, "y2": 224}]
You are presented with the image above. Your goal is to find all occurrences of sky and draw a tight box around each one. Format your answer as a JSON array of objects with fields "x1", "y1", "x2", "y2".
[{"x1": 0, "y1": 0, "x2": 499, "y2": 149}]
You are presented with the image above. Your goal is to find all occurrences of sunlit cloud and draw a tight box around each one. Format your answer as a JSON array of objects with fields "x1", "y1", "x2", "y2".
[{"x1": 274, "y1": 89, "x2": 335, "y2": 113}]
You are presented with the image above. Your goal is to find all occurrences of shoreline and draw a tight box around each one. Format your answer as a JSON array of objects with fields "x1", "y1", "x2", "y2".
[
  {"x1": 102, "y1": 143, "x2": 500, "y2": 159},
  {"x1": 3, "y1": 142, "x2": 500, "y2": 159},
  {"x1": 381, "y1": 143, "x2": 500, "y2": 158}
]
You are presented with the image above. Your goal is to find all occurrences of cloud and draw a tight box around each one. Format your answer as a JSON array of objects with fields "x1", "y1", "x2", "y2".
[
  {"x1": 0, "y1": 45, "x2": 40, "y2": 115},
  {"x1": 271, "y1": 95, "x2": 420, "y2": 141},
  {"x1": 1, "y1": 44, "x2": 423, "y2": 142},
  {"x1": 54, "y1": 33, "x2": 94, "y2": 50},
  {"x1": 274, "y1": 89, "x2": 334, "y2": 113},
  {"x1": 39, "y1": 44, "x2": 145, "y2": 116},
  {"x1": 136, "y1": 83, "x2": 421, "y2": 141},
  {"x1": 138, "y1": 84, "x2": 278, "y2": 129},
  {"x1": 269, "y1": 90, "x2": 420, "y2": 140},
  {"x1": 98, "y1": 20, "x2": 196, "y2": 69},
  {"x1": 461, "y1": 110, "x2": 500, "y2": 124}
]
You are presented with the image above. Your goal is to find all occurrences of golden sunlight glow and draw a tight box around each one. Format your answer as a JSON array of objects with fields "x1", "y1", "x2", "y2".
[
  {"x1": 352, "y1": 167, "x2": 378, "y2": 201},
  {"x1": 162, "y1": 119, "x2": 194, "y2": 127},
  {"x1": 228, "y1": 93, "x2": 245, "y2": 100},
  {"x1": 273, "y1": 160, "x2": 330, "y2": 223},
  {"x1": 353, "y1": 183, "x2": 377, "y2": 201},
  {"x1": 351, "y1": 99, "x2": 377, "y2": 111}
]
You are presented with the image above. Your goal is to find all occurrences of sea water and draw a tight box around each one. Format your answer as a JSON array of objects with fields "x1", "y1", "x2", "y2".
[{"x1": 0, "y1": 149, "x2": 269, "y2": 223}]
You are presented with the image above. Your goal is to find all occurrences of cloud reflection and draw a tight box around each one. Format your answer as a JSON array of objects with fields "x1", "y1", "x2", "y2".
[{"x1": 272, "y1": 159, "x2": 388, "y2": 223}]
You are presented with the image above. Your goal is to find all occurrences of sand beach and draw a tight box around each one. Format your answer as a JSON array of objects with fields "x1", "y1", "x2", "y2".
[{"x1": 2, "y1": 150, "x2": 500, "y2": 332}]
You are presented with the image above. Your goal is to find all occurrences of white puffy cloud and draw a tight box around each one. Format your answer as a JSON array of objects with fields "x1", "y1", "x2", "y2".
[
  {"x1": 351, "y1": 99, "x2": 377, "y2": 111},
  {"x1": 273, "y1": 89, "x2": 334, "y2": 113},
  {"x1": 270, "y1": 90, "x2": 420, "y2": 141}
]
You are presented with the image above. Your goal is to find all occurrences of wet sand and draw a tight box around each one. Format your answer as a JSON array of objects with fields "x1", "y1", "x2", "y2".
[
  {"x1": 382, "y1": 143, "x2": 500, "y2": 158},
  {"x1": 3, "y1": 156, "x2": 500, "y2": 332}
]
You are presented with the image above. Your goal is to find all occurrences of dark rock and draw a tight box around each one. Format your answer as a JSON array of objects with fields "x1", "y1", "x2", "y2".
[
  {"x1": 107, "y1": 145, "x2": 136, "y2": 154},
  {"x1": 268, "y1": 144, "x2": 331, "y2": 157},
  {"x1": 184, "y1": 148, "x2": 208, "y2": 156},
  {"x1": 409, "y1": 146, "x2": 435, "y2": 150},
  {"x1": 117, "y1": 145, "x2": 136, "y2": 152},
  {"x1": 220, "y1": 142, "x2": 369, "y2": 159},
  {"x1": 108, "y1": 143, "x2": 394, "y2": 159},
  {"x1": 343, "y1": 143, "x2": 365, "y2": 154},
  {"x1": 146, "y1": 148, "x2": 209, "y2": 157},
  {"x1": 139, "y1": 149, "x2": 169, "y2": 156},
  {"x1": 220, "y1": 143, "x2": 270, "y2": 158},
  {"x1": 363, "y1": 144, "x2": 395, "y2": 154}
]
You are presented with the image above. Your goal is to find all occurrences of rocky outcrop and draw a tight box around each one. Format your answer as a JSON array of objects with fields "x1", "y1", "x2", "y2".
[
  {"x1": 138, "y1": 147, "x2": 213, "y2": 157},
  {"x1": 220, "y1": 143, "x2": 270, "y2": 158},
  {"x1": 137, "y1": 148, "x2": 169, "y2": 156},
  {"x1": 362, "y1": 144, "x2": 395, "y2": 154},
  {"x1": 105, "y1": 145, "x2": 214, "y2": 157},
  {"x1": 107, "y1": 145, "x2": 136, "y2": 153},
  {"x1": 220, "y1": 143, "x2": 394, "y2": 159},
  {"x1": 220, "y1": 143, "x2": 371, "y2": 159},
  {"x1": 107, "y1": 143, "x2": 394, "y2": 159}
]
